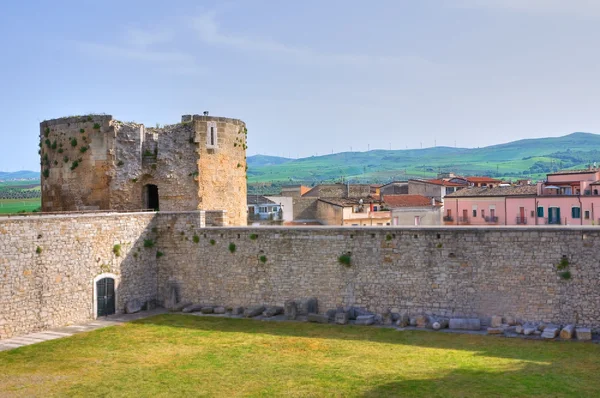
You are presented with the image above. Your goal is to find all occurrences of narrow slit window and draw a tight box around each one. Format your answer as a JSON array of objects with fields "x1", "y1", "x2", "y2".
[{"x1": 206, "y1": 121, "x2": 218, "y2": 148}]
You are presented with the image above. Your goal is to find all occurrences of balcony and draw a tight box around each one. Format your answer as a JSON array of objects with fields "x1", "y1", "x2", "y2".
[
  {"x1": 546, "y1": 218, "x2": 562, "y2": 225},
  {"x1": 485, "y1": 216, "x2": 499, "y2": 223},
  {"x1": 458, "y1": 216, "x2": 470, "y2": 224},
  {"x1": 516, "y1": 217, "x2": 527, "y2": 225},
  {"x1": 443, "y1": 215, "x2": 454, "y2": 222}
]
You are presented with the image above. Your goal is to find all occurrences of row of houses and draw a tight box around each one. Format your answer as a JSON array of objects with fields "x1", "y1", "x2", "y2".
[
  {"x1": 445, "y1": 168, "x2": 600, "y2": 226},
  {"x1": 247, "y1": 168, "x2": 600, "y2": 226}
]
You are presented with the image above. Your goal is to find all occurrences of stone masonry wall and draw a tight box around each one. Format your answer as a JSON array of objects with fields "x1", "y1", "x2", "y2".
[
  {"x1": 41, "y1": 114, "x2": 248, "y2": 226},
  {"x1": 4, "y1": 211, "x2": 600, "y2": 339},
  {"x1": 193, "y1": 115, "x2": 247, "y2": 226},
  {"x1": 0, "y1": 212, "x2": 159, "y2": 339},
  {"x1": 158, "y1": 226, "x2": 600, "y2": 330},
  {"x1": 40, "y1": 115, "x2": 115, "y2": 211}
]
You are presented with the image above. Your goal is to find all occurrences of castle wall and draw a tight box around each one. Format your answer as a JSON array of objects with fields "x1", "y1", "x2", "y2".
[
  {"x1": 0, "y1": 212, "x2": 161, "y2": 339},
  {"x1": 158, "y1": 225, "x2": 600, "y2": 329},
  {"x1": 40, "y1": 116, "x2": 115, "y2": 211},
  {"x1": 109, "y1": 122, "x2": 201, "y2": 211},
  {"x1": 3, "y1": 211, "x2": 600, "y2": 339}
]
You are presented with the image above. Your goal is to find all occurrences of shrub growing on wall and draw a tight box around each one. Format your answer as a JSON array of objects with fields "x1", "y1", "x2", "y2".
[{"x1": 338, "y1": 253, "x2": 352, "y2": 267}]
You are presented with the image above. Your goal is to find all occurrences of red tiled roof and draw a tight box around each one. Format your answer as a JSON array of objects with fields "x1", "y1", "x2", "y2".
[
  {"x1": 465, "y1": 176, "x2": 502, "y2": 183},
  {"x1": 445, "y1": 185, "x2": 538, "y2": 197},
  {"x1": 383, "y1": 195, "x2": 436, "y2": 208},
  {"x1": 421, "y1": 179, "x2": 464, "y2": 187}
]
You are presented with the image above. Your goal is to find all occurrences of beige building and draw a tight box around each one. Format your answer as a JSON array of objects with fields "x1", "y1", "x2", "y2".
[
  {"x1": 317, "y1": 198, "x2": 391, "y2": 226},
  {"x1": 384, "y1": 195, "x2": 442, "y2": 226}
]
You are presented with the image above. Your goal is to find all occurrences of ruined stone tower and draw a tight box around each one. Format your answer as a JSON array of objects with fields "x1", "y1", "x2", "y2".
[{"x1": 40, "y1": 114, "x2": 248, "y2": 226}]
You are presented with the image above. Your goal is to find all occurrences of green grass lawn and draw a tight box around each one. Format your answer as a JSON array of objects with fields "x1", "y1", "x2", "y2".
[
  {"x1": 1, "y1": 315, "x2": 599, "y2": 397},
  {"x1": 0, "y1": 198, "x2": 41, "y2": 214}
]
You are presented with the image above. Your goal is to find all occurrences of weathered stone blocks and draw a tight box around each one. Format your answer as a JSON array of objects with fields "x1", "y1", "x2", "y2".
[
  {"x1": 575, "y1": 328, "x2": 592, "y2": 341},
  {"x1": 355, "y1": 315, "x2": 375, "y2": 326},
  {"x1": 559, "y1": 325, "x2": 574, "y2": 339},
  {"x1": 449, "y1": 318, "x2": 481, "y2": 331},
  {"x1": 244, "y1": 306, "x2": 265, "y2": 318}
]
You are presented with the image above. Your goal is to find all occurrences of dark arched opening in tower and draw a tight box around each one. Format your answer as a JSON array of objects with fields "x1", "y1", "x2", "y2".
[{"x1": 144, "y1": 184, "x2": 159, "y2": 211}]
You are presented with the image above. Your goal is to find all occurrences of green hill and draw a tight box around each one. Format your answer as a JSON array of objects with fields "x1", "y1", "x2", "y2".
[{"x1": 248, "y1": 132, "x2": 600, "y2": 186}]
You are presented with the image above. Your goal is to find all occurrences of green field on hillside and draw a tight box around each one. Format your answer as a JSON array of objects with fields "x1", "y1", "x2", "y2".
[
  {"x1": 0, "y1": 198, "x2": 41, "y2": 214},
  {"x1": 1, "y1": 315, "x2": 600, "y2": 397},
  {"x1": 247, "y1": 133, "x2": 600, "y2": 185}
]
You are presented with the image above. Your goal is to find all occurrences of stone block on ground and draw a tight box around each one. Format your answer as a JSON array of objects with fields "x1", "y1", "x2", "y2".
[
  {"x1": 487, "y1": 327, "x2": 504, "y2": 335},
  {"x1": 297, "y1": 297, "x2": 318, "y2": 316},
  {"x1": 541, "y1": 327, "x2": 559, "y2": 339},
  {"x1": 170, "y1": 301, "x2": 192, "y2": 312},
  {"x1": 559, "y1": 324, "x2": 574, "y2": 339},
  {"x1": 390, "y1": 313, "x2": 400, "y2": 322},
  {"x1": 523, "y1": 327, "x2": 536, "y2": 336},
  {"x1": 308, "y1": 313, "x2": 329, "y2": 324},
  {"x1": 431, "y1": 318, "x2": 449, "y2": 330},
  {"x1": 231, "y1": 307, "x2": 244, "y2": 316},
  {"x1": 409, "y1": 317, "x2": 417, "y2": 327},
  {"x1": 396, "y1": 314, "x2": 410, "y2": 328},
  {"x1": 538, "y1": 323, "x2": 547, "y2": 331},
  {"x1": 490, "y1": 316, "x2": 503, "y2": 328},
  {"x1": 263, "y1": 306, "x2": 284, "y2": 317},
  {"x1": 416, "y1": 315, "x2": 429, "y2": 328},
  {"x1": 125, "y1": 299, "x2": 143, "y2": 314},
  {"x1": 515, "y1": 325, "x2": 524, "y2": 334},
  {"x1": 326, "y1": 309, "x2": 337, "y2": 321},
  {"x1": 200, "y1": 306, "x2": 214, "y2": 314},
  {"x1": 355, "y1": 315, "x2": 375, "y2": 326},
  {"x1": 449, "y1": 318, "x2": 481, "y2": 330},
  {"x1": 213, "y1": 306, "x2": 226, "y2": 314},
  {"x1": 244, "y1": 306, "x2": 265, "y2": 318},
  {"x1": 347, "y1": 307, "x2": 372, "y2": 320},
  {"x1": 575, "y1": 327, "x2": 592, "y2": 341},
  {"x1": 284, "y1": 300, "x2": 297, "y2": 320},
  {"x1": 182, "y1": 303, "x2": 204, "y2": 313},
  {"x1": 335, "y1": 311, "x2": 349, "y2": 325},
  {"x1": 503, "y1": 316, "x2": 516, "y2": 326}
]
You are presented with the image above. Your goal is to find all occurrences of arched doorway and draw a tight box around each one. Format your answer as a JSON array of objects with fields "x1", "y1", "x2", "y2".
[
  {"x1": 144, "y1": 184, "x2": 159, "y2": 211},
  {"x1": 93, "y1": 273, "x2": 119, "y2": 318}
]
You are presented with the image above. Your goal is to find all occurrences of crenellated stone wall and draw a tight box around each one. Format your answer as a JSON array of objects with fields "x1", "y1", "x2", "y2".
[
  {"x1": 40, "y1": 114, "x2": 247, "y2": 225},
  {"x1": 3, "y1": 211, "x2": 600, "y2": 339}
]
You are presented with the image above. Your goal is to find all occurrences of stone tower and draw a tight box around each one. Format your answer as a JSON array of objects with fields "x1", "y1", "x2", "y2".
[{"x1": 40, "y1": 114, "x2": 248, "y2": 226}]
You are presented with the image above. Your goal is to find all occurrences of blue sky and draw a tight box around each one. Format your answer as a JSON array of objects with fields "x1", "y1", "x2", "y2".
[{"x1": 1, "y1": 0, "x2": 600, "y2": 171}]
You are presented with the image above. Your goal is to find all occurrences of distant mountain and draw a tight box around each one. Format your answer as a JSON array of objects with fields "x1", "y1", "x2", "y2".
[
  {"x1": 0, "y1": 170, "x2": 39, "y2": 180},
  {"x1": 247, "y1": 155, "x2": 293, "y2": 167},
  {"x1": 248, "y1": 132, "x2": 600, "y2": 184}
]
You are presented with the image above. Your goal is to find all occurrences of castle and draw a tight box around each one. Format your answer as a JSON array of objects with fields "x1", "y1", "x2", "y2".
[
  {"x1": 39, "y1": 114, "x2": 247, "y2": 226},
  {"x1": 0, "y1": 114, "x2": 598, "y2": 341}
]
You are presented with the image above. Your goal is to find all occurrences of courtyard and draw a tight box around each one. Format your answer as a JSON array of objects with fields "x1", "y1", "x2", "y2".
[{"x1": 0, "y1": 314, "x2": 599, "y2": 397}]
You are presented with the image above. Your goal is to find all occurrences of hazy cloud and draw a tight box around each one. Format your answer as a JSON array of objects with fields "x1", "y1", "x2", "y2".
[
  {"x1": 190, "y1": 12, "x2": 435, "y2": 70},
  {"x1": 454, "y1": 0, "x2": 600, "y2": 18},
  {"x1": 72, "y1": 26, "x2": 204, "y2": 76}
]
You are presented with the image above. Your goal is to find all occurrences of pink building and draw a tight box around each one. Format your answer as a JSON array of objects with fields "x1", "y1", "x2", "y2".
[
  {"x1": 444, "y1": 168, "x2": 600, "y2": 226},
  {"x1": 536, "y1": 169, "x2": 600, "y2": 225},
  {"x1": 443, "y1": 186, "x2": 537, "y2": 225}
]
